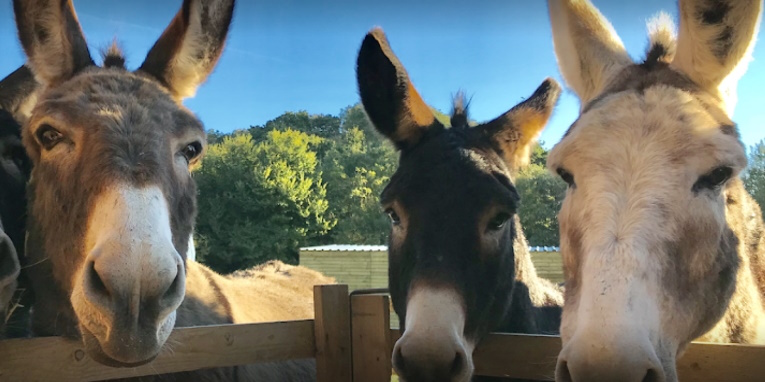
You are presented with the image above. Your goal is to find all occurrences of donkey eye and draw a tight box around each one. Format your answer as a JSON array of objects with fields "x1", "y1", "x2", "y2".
[
  {"x1": 36, "y1": 124, "x2": 64, "y2": 150},
  {"x1": 694, "y1": 166, "x2": 733, "y2": 192},
  {"x1": 487, "y1": 212, "x2": 511, "y2": 231},
  {"x1": 385, "y1": 208, "x2": 401, "y2": 225},
  {"x1": 180, "y1": 141, "x2": 203, "y2": 163},
  {"x1": 557, "y1": 167, "x2": 575, "y2": 187}
]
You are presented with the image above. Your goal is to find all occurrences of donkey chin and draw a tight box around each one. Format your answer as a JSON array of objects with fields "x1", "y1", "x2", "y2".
[{"x1": 72, "y1": 288, "x2": 178, "y2": 367}]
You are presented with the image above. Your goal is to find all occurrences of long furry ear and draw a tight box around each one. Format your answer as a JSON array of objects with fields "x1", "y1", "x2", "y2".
[
  {"x1": 0, "y1": 65, "x2": 39, "y2": 123},
  {"x1": 139, "y1": 0, "x2": 236, "y2": 100},
  {"x1": 481, "y1": 78, "x2": 562, "y2": 170},
  {"x1": 356, "y1": 28, "x2": 440, "y2": 150},
  {"x1": 671, "y1": 0, "x2": 762, "y2": 115},
  {"x1": 547, "y1": 0, "x2": 633, "y2": 106},
  {"x1": 13, "y1": 0, "x2": 94, "y2": 87}
]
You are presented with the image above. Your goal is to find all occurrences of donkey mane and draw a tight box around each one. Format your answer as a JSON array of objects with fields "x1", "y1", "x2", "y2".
[
  {"x1": 101, "y1": 42, "x2": 127, "y2": 69},
  {"x1": 450, "y1": 91, "x2": 472, "y2": 129},
  {"x1": 643, "y1": 13, "x2": 677, "y2": 68}
]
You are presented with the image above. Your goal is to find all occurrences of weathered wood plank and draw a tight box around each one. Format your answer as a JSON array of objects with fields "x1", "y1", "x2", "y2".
[
  {"x1": 473, "y1": 334, "x2": 559, "y2": 380},
  {"x1": 0, "y1": 320, "x2": 315, "y2": 381},
  {"x1": 352, "y1": 294, "x2": 392, "y2": 382},
  {"x1": 388, "y1": 331, "x2": 765, "y2": 381},
  {"x1": 388, "y1": 331, "x2": 558, "y2": 380},
  {"x1": 314, "y1": 284, "x2": 352, "y2": 382},
  {"x1": 678, "y1": 341, "x2": 765, "y2": 381}
]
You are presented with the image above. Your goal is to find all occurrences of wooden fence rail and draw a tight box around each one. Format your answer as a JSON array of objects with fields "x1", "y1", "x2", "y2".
[
  {"x1": 0, "y1": 320, "x2": 316, "y2": 381},
  {"x1": 0, "y1": 284, "x2": 350, "y2": 382},
  {"x1": 2, "y1": 285, "x2": 765, "y2": 381},
  {"x1": 352, "y1": 293, "x2": 765, "y2": 382}
]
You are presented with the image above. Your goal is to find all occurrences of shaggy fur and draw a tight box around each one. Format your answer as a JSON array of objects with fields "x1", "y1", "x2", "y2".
[
  {"x1": 547, "y1": 1, "x2": 763, "y2": 381},
  {"x1": 357, "y1": 28, "x2": 563, "y2": 382},
  {"x1": 0, "y1": 66, "x2": 36, "y2": 339},
  {"x1": 13, "y1": 0, "x2": 334, "y2": 380}
]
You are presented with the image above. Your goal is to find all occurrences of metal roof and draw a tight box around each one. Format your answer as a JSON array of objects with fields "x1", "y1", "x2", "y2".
[
  {"x1": 300, "y1": 244, "x2": 388, "y2": 252},
  {"x1": 529, "y1": 246, "x2": 560, "y2": 252},
  {"x1": 300, "y1": 244, "x2": 559, "y2": 252}
]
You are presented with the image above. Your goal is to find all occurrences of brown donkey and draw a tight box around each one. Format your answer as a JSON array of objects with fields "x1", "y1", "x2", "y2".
[
  {"x1": 14, "y1": 0, "x2": 332, "y2": 379},
  {"x1": 357, "y1": 28, "x2": 564, "y2": 382},
  {"x1": 546, "y1": 0, "x2": 764, "y2": 381}
]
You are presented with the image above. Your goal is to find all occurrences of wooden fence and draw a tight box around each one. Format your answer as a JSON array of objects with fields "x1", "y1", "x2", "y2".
[{"x1": 2, "y1": 285, "x2": 765, "y2": 381}]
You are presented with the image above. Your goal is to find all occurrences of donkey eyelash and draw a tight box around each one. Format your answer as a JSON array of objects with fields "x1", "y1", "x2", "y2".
[
  {"x1": 35, "y1": 124, "x2": 66, "y2": 151},
  {"x1": 556, "y1": 167, "x2": 575, "y2": 187}
]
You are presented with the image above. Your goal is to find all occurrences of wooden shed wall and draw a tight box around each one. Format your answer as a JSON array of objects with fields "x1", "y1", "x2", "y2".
[{"x1": 529, "y1": 251, "x2": 563, "y2": 283}]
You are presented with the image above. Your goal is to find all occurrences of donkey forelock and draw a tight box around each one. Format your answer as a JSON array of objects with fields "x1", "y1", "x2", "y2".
[
  {"x1": 547, "y1": 1, "x2": 763, "y2": 381},
  {"x1": 101, "y1": 42, "x2": 127, "y2": 69}
]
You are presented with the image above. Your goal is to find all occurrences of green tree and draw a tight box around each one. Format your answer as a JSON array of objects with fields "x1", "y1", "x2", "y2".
[
  {"x1": 194, "y1": 130, "x2": 334, "y2": 273},
  {"x1": 515, "y1": 144, "x2": 566, "y2": 246},
  {"x1": 249, "y1": 111, "x2": 341, "y2": 141},
  {"x1": 431, "y1": 107, "x2": 452, "y2": 126},
  {"x1": 322, "y1": 125, "x2": 397, "y2": 244},
  {"x1": 529, "y1": 142, "x2": 548, "y2": 167},
  {"x1": 205, "y1": 129, "x2": 226, "y2": 145},
  {"x1": 248, "y1": 111, "x2": 341, "y2": 159},
  {"x1": 744, "y1": 139, "x2": 765, "y2": 210}
]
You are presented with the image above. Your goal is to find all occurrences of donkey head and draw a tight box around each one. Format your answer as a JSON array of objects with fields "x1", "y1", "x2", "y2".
[
  {"x1": 357, "y1": 28, "x2": 561, "y2": 382},
  {"x1": 14, "y1": 0, "x2": 234, "y2": 366},
  {"x1": 546, "y1": 0, "x2": 761, "y2": 381}
]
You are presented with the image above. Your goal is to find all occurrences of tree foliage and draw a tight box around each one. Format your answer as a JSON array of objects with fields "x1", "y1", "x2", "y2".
[
  {"x1": 193, "y1": 105, "x2": 566, "y2": 272},
  {"x1": 743, "y1": 139, "x2": 765, "y2": 211},
  {"x1": 194, "y1": 130, "x2": 333, "y2": 273},
  {"x1": 515, "y1": 143, "x2": 566, "y2": 246},
  {"x1": 322, "y1": 128, "x2": 397, "y2": 244}
]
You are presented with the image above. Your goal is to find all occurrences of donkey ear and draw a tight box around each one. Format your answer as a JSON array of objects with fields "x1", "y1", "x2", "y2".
[
  {"x1": 547, "y1": 0, "x2": 633, "y2": 106},
  {"x1": 356, "y1": 28, "x2": 440, "y2": 150},
  {"x1": 482, "y1": 78, "x2": 561, "y2": 170},
  {"x1": 0, "y1": 65, "x2": 39, "y2": 123},
  {"x1": 671, "y1": 0, "x2": 762, "y2": 115},
  {"x1": 139, "y1": 0, "x2": 236, "y2": 100},
  {"x1": 13, "y1": 0, "x2": 94, "y2": 87}
]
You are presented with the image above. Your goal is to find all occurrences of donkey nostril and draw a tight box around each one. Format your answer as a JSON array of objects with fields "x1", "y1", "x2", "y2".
[
  {"x1": 449, "y1": 350, "x2": 464, "y2": 377},
  {"x1": 0, "y1": 236, "x2": 19, "y2": 282},
  {"x1": 643, "y1": 368, "x2": 661, "y2": 382},
  {"x1": 159, "y1": 262, "x2": 184, "y2": 307},
  {"x1": 557, "y1": 361, "x2": 573, "y2": 382},
  {"x1": 87, "y1": 261, "x2": 111, "y2": 300},
  {"x1": 392, "y1": 345, "x2": 407, "y2": 375}
]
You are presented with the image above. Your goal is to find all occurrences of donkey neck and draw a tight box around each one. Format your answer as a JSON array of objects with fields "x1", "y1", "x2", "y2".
[
  {"x1": 497, "y1": 216, "x2": 563, "y2": 335},
  {"x1": 697, "y1": 180, "x2": 765, "y2": 344}
]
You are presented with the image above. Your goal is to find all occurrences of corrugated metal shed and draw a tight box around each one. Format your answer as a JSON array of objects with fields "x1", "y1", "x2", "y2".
[
  {"x1": 301, "y1": 244, "x2": 559, "y2": 252},
  {"x1": 299, "y1": 244, "x2": 388, "y2": 252},
  {"x1": 529, "y1": 246, "x2": 560, "y2": 252}
]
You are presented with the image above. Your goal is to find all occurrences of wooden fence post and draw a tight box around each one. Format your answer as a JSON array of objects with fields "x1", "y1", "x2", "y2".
[
  {"x1": 351, "y1": 293, "x2": 392, "y2": 382},
  {"x1": 314, "y1": 284, "x2": 352, "y2": 382}
]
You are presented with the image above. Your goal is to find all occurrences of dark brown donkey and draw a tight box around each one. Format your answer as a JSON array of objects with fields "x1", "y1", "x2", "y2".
[
  {"x1": 14, "y1": 0, "x2": 331, "y2": 380},
  {"x1": 356, "y1": 28, "x2": 564, "y2": 382},
  {"x1": 0, "y1": 66, "x2": 35, "y2": 338}
]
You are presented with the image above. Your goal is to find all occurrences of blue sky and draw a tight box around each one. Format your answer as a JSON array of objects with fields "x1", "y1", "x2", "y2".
[{"x1": 0, "y1": 0, "x2": 763, "y2": 149}]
